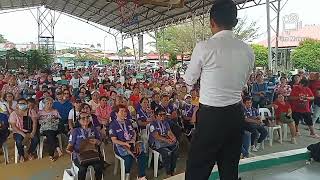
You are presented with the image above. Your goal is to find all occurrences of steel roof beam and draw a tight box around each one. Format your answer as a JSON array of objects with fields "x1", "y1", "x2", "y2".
[
  {"x1": 70, "y1": 0, "x2": 85, "y2": 14},
  {"x1": 78, "y1": 0, "x2": 100, "y2": 17}
]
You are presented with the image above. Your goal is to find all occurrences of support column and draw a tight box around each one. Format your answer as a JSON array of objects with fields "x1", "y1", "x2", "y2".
[
  {"x1": 36, "y1": 7, "x2": 59, "y2": 54},
  {"x1": 266, "y1": 0, "x2": 281, "y2": 73}
]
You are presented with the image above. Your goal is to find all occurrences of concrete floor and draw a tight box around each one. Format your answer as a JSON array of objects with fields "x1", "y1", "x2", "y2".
[
  {"x1": 240, "y1": 161, "x2": 320, "y2": 180},
  {"x1": 0, "y1": 124, "x2": 320, "y2": 180}
]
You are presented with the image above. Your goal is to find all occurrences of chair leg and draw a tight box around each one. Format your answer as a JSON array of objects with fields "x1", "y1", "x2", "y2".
[
  {"x1": 2, "y1": 144, "x2": 9, "y2": 164},
  {"x1": 89, "y1": 167, "x2": 94, "y2": 180},
  {"x1": 113, "y1": 157, "x2": 118, "y2": 175},
  {"x1": 269, "y1": 128, "x2": 273, "y2": 146},
  {"x1": 14, "y1": 143, "x2": 18, "y2": 164},
  {"x1": 283, "y1": 124, "x2": 288, "y2": 141},
  {"x1": 120, "y1": 159, "x2": 125, "y2": 180},
  {"x1": 100, "y1": 143, "x2": 106, "y2": 161},
  {"x1": 39, "y1": 136, "x2": 44, "y2": 159},
  {"x1": 57, "y1": 134, "x2": 63, "y2": 149},
  {"x1": 279, "y1": 128, "x2": 283, "y2": 144},
  {"x1": 148, "y1": 149, "x2": 152, "y2": 168},
  {"x1": 154, "y1": 152, "x2": 160, "y2": 178}
]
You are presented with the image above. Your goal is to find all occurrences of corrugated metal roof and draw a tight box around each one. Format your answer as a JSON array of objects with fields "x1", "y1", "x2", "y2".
[{"x1": 0, "y1": 0, "x2": 271, "y2": 35}]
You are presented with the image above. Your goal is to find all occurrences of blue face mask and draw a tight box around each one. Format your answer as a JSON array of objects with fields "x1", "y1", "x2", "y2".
[{"x1": 18, "y1": 104, "x2": 28, "y2": 111}]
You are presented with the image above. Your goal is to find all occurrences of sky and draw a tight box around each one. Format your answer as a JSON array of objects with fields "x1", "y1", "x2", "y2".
[{"x1": 0, "y1": 0, "x2": 319, "y2": 52}]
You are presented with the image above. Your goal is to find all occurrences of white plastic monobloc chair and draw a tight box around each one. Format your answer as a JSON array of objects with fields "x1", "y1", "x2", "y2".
[
  {"x1": 113, "y1": 153, "x2": 126, "y2": 180},
  {"x1": 271, "y1": 107, "x2": 289, "y2": 141},
  {"x1": 2, "y1": 142, "x2": 9, "y2": 164},
  {"x1": 15, "y1": 142, "x2": 40, "y2": 163},
  {"x1": 146, "y1": 124, "x2": 162, "y2": 178},
  {"x1": 259, "y1": 108, "x2": 282, "y2": 146},
  {"x1": 39, "y1": 134, "x2": 63, "y2": 158}
]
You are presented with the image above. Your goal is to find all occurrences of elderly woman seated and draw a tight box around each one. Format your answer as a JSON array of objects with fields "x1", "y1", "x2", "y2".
[
  {"x1": 66, "y1": 112, "x2": 104, "y2": 180},
  {"x1": 149, "y1": 107, "x2": 179, "y2": 177},
  {"x1": 109, "y1": 104, "x2": 147, "y2": 180},
  {"x1": 38, "y1": 97, "x2": 63, "y2": 161}
]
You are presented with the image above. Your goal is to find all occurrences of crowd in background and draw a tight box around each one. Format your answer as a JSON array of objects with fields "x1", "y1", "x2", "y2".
[{"x1": 0, "y1": 66, "x2": 319, "y2": 179}]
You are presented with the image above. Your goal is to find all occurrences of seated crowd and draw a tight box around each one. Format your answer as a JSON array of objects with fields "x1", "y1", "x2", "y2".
[{"x1": 0, "y1": 67, "x2": 319, "y2": 179}]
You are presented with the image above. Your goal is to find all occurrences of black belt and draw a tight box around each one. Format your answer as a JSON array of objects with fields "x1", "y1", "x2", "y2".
[{"x1": 200, "y1": 101, "x2": 242, "y2": 109}]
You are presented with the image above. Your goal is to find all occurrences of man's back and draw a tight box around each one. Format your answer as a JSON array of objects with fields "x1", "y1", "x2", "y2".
[{"x1": 185, "y1": 30, "x2": 254, "y2": 107}]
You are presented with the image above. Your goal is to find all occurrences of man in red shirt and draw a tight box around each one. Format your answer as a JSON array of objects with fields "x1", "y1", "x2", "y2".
[
  {"x1": 290, "y1": 79, "x2": 319, "y2": 138},
  {"x1": 129, "y1": 86, "x2": 141, "y2": 108}
]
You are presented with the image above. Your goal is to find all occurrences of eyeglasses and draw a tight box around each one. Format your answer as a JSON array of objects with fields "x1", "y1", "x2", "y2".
[
  {"x1": 64, "y1": 93, "x2": 70, "y2": 95},
  {"x1": 158, "y1": 113, "x2": 166, "y2": 116},
  {"x1": 18, "y1": 103, "x2": 27, "y2": 105}
]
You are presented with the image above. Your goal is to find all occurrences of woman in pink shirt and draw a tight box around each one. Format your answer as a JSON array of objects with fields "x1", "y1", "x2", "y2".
[
  {"x1": 9, "y1": 98, "x2": 39, "y2": 162},
  {"x1": 95, "y1": 96, "x2": 112, "y2": 126}
]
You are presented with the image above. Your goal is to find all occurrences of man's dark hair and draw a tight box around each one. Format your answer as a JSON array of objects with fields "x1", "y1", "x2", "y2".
[
  {"x1": 154, "y1": 107, "x2": 166, "y2": 116},
  {"x1": 243, "y1": 97, "x2": 252, "y2": 103},
  {"x1": 210, "y1": 0, "x2": 238, "y2": 29}
]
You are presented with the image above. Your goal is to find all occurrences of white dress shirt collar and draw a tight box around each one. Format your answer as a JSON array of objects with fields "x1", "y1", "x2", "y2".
[{"x1": 210, "y1": 30, "x2": 235, "y2": 39}]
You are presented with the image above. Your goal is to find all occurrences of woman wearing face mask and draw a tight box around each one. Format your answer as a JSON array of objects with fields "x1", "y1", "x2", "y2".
[
  {"x1": 0, "y1": 92, "x2": 17, "y2": 115},
  {"x1": 9, "y1": 98, "x2": 39, "y2": 162},
  {"x1": 38, "y1": 97, "x2": 63, "y2": 161}
]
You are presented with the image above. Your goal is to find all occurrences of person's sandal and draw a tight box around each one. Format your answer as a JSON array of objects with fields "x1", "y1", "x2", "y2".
[
  {"x1": 20, "y1": 156, "x2": 25, "y2": 163},
  {"x1": 57, "y1": 148, "x2": 64, "y2": 157},
  {"x1": 49, "y1": 156, "x2": 57, "y2": 162}
]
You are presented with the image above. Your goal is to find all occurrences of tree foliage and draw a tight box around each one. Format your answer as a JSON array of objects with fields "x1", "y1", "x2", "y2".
[
  {"x1": 0, "y1": 34, "x2": 7, "y2": 43},
  {"x1": 100, "y1": 57, "x2": 112, "y2": 64},
  {"x1": 291, "y1": 39, "x2": 320, "y2": 71},
  {"x1": 26, "y1": 49, "x2": 53, "y2": 71},
  {"x1": 251, "y1": 44, "x2": 268, "y2": 67},
  {"x1": 148, "y1": 16, "x2": 260, "y2": 64},
  {"x1": 168, "y1": 53, "x2": 178, "y2": 68}
]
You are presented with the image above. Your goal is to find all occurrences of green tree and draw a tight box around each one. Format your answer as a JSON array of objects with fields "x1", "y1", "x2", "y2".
[
  {"x1": 100, "y1": 57, "x2": 112, "y2": 64},
  {"x1": 148, "y1": 16, "x2": 261, "y2": 65},
  {"x1": 168, "y1": 53, "x2": 178, "y2": 68},
  {"x1": 0, "y1": 34, "x2": 7, "y2": 43},
  {"x1": 291, "y1": 39, "x2": 320, "y2": 71},
  {"x1": 251, "y1": 44, "x2": 268, "y2": 67},
  {"x1": 26, "y1": 49, "x2": 53, "y2": 71}
]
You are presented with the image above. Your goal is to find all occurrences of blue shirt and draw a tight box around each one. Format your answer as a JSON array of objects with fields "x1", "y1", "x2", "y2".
[
  {"x1": 53, "y1": 100, "x2": 73, "y2": 123},
  {"x1": 136, "y1": 106, "x2": 151, "y2": 128},
  {"x1": 149, "y1": 120, "x2": 170, "y2": 145},
  {"x1": 109, "y1": 119, "x2": 136, "y2": 155},
  {"x1": 68, "y1": 127, "x2": 101, "y2": 160},
  {"x1": 182, "y1": 104, "x2": 195, "y2": 118},
  {"x1": 0, "y1": 113, "x2": 9, "y2": 129},
  {"x1": 244, "y1": 107, "x2": 259, "y2": 118}
]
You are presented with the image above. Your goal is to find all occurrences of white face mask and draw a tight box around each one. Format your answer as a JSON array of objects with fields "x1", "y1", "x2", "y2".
[{"x1": 18, "y1": 104, "x2": 28, "y2": 111}]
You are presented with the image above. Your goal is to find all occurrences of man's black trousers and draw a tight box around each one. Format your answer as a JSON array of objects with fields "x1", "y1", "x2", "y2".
[{"x1": 185, "y1": 103, "x2": 244, "y2": 180}]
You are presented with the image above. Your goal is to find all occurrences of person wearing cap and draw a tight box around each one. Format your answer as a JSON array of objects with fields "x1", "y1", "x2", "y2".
[
  {"x1": 184, "y1": 1, "x2": 254, "y2": 179},
  {"x1": 68, "y1": 98, "x2": 83, "y2": 130},
  {"x1": 69, "y1": 71, "x2": 85, "y2": 96},
  {"x1": 89, "y1": 91, "x2": 100, "y2": 113}
]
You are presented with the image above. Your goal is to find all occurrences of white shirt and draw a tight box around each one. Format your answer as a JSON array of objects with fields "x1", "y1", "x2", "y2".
[
  {"x1": 68, "y1": 109, "x2": 80, "y2": 124},
  {"x1": 184, "y1": 30, "x2": 255, "y2": 107},
  {"x1": 69, "y1": 78, "x2": 84, "y2": 88}
]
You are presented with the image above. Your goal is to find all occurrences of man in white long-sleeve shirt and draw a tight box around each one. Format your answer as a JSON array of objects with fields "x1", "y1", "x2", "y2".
[{"x1": 184, "y1": 1, "x2": 255, "y2": 180}]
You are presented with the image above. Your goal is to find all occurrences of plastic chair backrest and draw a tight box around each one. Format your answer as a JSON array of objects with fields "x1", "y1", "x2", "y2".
[
  {"x1": 259, "y1": 108, "x2": 272, "y2": 120},
  {"x1": 146, "y1": 123, "x2": 151, "y2": 138}
]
